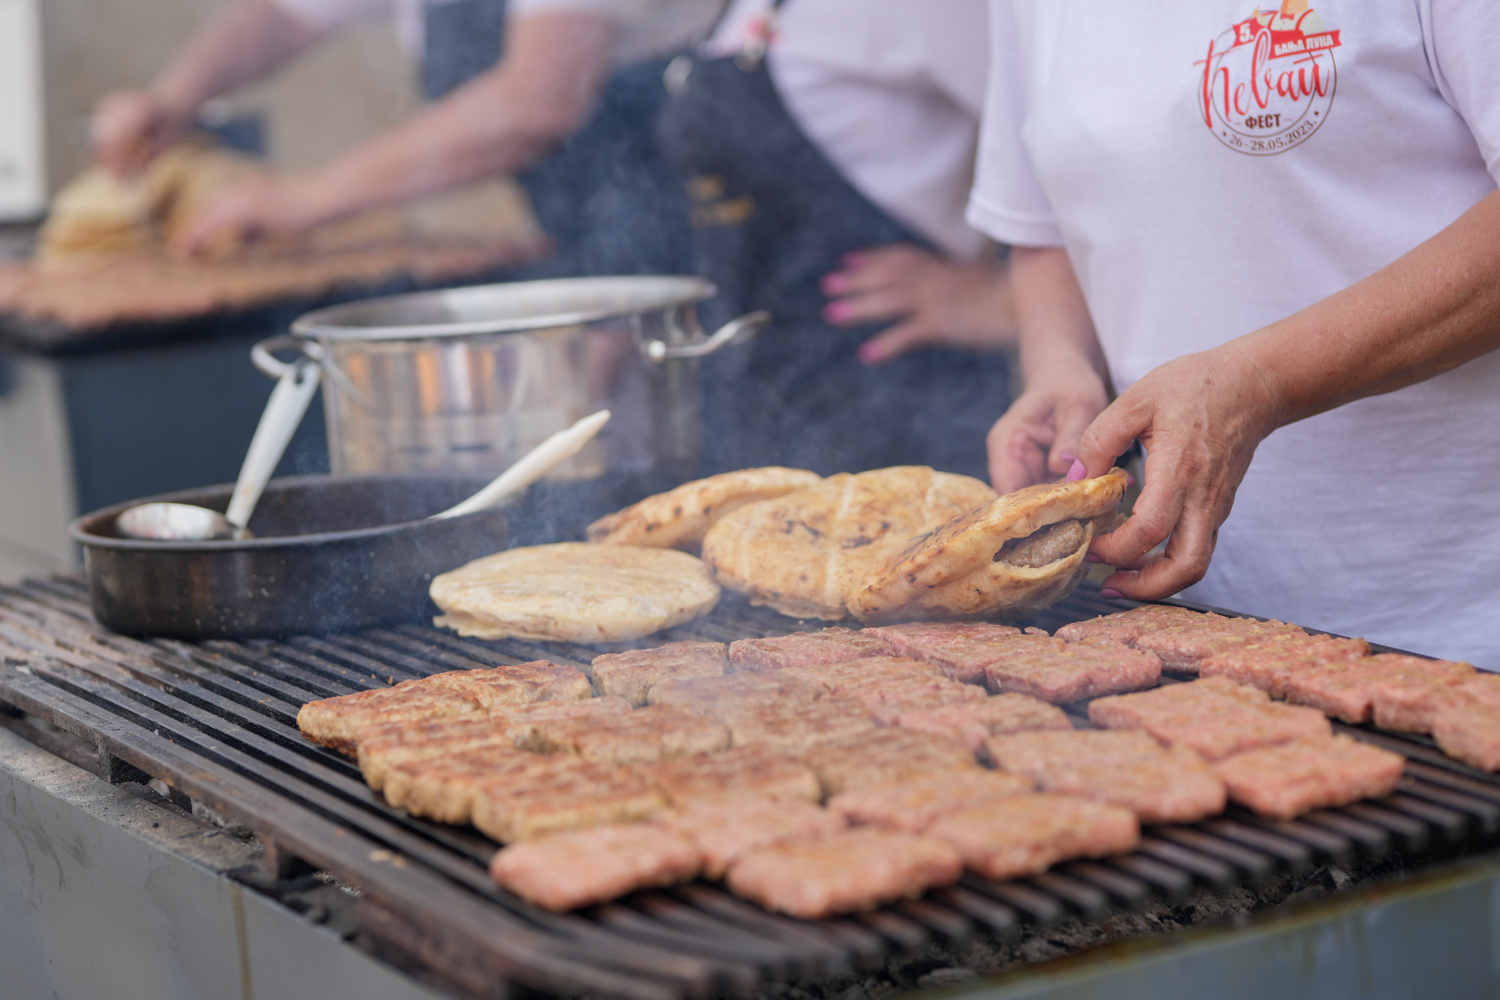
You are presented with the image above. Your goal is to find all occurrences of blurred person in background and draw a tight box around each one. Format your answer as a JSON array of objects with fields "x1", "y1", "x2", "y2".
[
  {"x1": 90, "y1": 0, "x2": 723, "y2": 275},
  {"x1": 656, "y1": 0, "x2": 1017, "y2": 478}
]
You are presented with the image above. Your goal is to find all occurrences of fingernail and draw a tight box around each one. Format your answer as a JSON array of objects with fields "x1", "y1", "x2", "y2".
[
  {"x1": 1100, "y1": 588, "x2": 1123, "y2": 599},
  {"x1": 856, "y1": 341, "x2": 883, "y2": 364},
  {"x1": 1084, "y1": 553, "x2": 1101, "y2": 564},
  {"x1": 820, "y1": 274, "x2": 848, "y2": 295},
  {"x1": 1066, "y1": 459, "x2": 1086, "y2": 481},
  {"x1": 841, "y1": 252, "x2": 866, "y2": 269},
  {"x1": 824, "y1": 301, "x2": 851, "y2": 324}
]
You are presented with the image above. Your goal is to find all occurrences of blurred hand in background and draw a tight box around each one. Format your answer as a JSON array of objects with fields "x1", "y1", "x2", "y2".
[{"x1": 819, "y1": 243, "x2": 1017, "y2": 364}]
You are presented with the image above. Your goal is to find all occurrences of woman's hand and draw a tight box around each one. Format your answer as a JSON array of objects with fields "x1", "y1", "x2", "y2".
[
  {"x1": 1078, "y1": 344, "x2": 1280, "y2": 599},
  {"x1": 986, "y1": 356, "x2": 1109, "y2": 493},
  {"x1": 819, "y1": 243, "x2": 1016, "y2": 364},
  {"x1": 169, "y1": 172, "x2": 333, "y2": 257},
  {"x1": 91, "y1": 90, "x2": 190, "y2": 177}
]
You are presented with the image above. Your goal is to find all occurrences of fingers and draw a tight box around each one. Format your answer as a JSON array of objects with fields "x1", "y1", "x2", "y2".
[
  {"x1": 825, "y1": 285, "x2": 916, "y2": 327},
  {"x1": 1088, "y1": 454, "x2": 1187, "y2": 570},
  {"x1": 1076, "y1": 391, "x2": 1150, "y2": 480},
  {"x1": 857, "y1": 319, "x2": 936, "y2": 365},
  {"x1": 1046, "y1": 397, "x2": 1097, "y2": 479},
  {"x1": 987, "y1": 398, "x2": 1054, "y2": 493},
  {"x1": 1099, "y1": 497, "x2": 1218, "y2": 599}
]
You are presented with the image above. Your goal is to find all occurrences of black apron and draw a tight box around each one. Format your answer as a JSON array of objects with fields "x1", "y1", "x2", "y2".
[
  {"x1": 423, "y1": 0, "x2": 693, "y2": 276},
  {"x1": 654, "y1": 6, "x2": 1012, "y2": 479}
]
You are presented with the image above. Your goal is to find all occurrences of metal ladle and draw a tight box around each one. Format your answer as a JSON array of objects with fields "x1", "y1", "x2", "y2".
[{"x1": 115, "y1": 400, "x2": 612, "y2": 541}]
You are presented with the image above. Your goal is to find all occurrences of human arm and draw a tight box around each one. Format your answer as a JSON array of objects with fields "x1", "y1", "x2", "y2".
[
  {"x1": 91, "y1": 0, "x2": 324, "y2": 176},
  {"x1": 171, "y1": 11, "x2": 615, "y2": 253},
  {"x1": 1078, "y1": 187, "x2": 1500, "y2": 600},
  {"x1": 983, "y1": 245, "x2": 1110, "y2": 492},
  {"x1": 817, "y1": 244, "x2": 1017, "y2": 364}
]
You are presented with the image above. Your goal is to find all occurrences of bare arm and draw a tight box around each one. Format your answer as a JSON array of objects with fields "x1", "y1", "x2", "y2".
[
  {"x1": 985, "y1": 245, "x2": 1110, "y2": 492},
  {"x1": 173, "y1": 11, "x2": 615, "y2": 252},
  {"x1": 92, "y1": 0, "x2": 322, "y2": 174},
  {"x1": 1080, "y1": 187, "x2": 1500, "y2": 599}
]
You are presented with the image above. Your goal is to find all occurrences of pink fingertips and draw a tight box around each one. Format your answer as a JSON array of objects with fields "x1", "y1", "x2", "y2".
[{"x1": 1066, "y1": 459, "x2": 1086, "y2": 481}]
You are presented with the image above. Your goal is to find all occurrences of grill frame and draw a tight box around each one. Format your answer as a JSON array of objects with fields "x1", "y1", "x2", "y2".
[{"x1": 0, "y1": 573, "x2": 1496, "y2": 1000}]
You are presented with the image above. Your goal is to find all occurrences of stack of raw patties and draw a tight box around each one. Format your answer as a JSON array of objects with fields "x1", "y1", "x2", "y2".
[{"x1": 296, "y1": 605, "x2": 1453, "y2": 917}]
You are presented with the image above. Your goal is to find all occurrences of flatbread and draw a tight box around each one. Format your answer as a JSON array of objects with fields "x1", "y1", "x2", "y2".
[
  {"x1": 431, "y1": 542, "x2": 720, "y2": 643},
  {"x1": 848, "y1": 469, "x2": 1129, "y2": 624},
  {"x1": 37, "y1": 170, "x2": 154, "y2": 258},
  {"x1": 699, "y1": 466, "x2": 997, "y2": 620},
  {"x1": 587, "y1": 467, "x2": 822, "y2": 551}
]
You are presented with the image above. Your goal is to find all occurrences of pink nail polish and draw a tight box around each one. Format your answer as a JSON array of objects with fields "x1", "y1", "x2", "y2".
[
  {"x1": 856, "y1": 342, "x2": 882, "y2": 364},
  {"x1": 1066, "y1": 459, "x2": 1086, "y2": 481},
  {"x1": 1100, "y1": 588, "x2": 1123, "y2": 599},
  {"x1": 825, "y1": 302, "x2": 850, "y2": 323},
  {"x1": 1084, "y1": 553, "x2": 1101, "y2": 564},
  {"x1": 821, "y1": 274, "x2": 847, "y2": 295}
]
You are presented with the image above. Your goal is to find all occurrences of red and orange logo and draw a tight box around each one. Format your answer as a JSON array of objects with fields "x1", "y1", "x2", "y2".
[{"x1": 1196, "y1": 3, "x2": 1341, "y2": 155}]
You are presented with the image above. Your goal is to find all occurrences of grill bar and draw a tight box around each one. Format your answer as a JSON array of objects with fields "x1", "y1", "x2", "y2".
[{"x1": 2, "y1": 574, "x2": 1498, "y2": 1000}]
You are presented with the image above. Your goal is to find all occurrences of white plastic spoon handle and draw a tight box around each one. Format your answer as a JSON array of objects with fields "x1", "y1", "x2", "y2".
[
  {"x1": 432, "y1": 409, "x2": 611, "y2": 520},
  {"x1": 225, "y1": 360, "x2": 321, "y2": 530}
]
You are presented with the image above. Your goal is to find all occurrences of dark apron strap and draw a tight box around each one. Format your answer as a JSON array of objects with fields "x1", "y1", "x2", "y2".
[{"x1": 421, "y1": 0, "x2": 508, "y2": 100}]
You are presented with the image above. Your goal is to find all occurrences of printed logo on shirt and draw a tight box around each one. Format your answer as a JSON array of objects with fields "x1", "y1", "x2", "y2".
[{"x1": 1196, "y1": 3, "x2": 1341, "y2": 155}]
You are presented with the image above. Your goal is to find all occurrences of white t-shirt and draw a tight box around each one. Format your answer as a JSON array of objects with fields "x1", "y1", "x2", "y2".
[
  {"x1": 968, "y1": 1, "x2": 1500, "y2": 667},
  {"x1": 275, "y1": 0, "x2": 719, "y2": 67},
  {"x1": 705, "y1": 0, "x2": 990, "y2": 259}
]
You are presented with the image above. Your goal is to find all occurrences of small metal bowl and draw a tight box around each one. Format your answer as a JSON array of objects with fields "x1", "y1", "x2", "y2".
[{"x1": 69, "y1": 474, "x2": 507, "y2": 639}]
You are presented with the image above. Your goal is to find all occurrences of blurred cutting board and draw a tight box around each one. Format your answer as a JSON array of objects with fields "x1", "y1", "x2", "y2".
[{"x1": 0, "y1": 138, "x2": 550, "y2": 334}]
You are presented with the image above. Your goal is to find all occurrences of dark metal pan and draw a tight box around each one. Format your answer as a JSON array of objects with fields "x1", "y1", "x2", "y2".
[{"x1": 68, "y1": 474, "x2": 507, "y2": 639}]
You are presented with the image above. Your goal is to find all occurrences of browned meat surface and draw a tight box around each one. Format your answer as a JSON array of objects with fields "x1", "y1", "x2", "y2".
[
  {"x1": 987, "y1": 729, "x2": 1226, "y2": 824},
  {"x1": 776, "y1": 655, "x2": 948, "y2": 696},
  {"x1": 297, "y1": 685, "x2": 485, "y2": 756},
  {"x1": 499, "y1": 697, "x2": 633, "y2": 750},
  {"x1": 893, "y1": 694, "x2": 1072, "y2": 754},
  {"x1": 728, "y1": 627, "x2": 895, "y2": 672},
  {"x1": 355, "y1": 717, "x2": 509, "y2": 791},
  {"x1": 1432, "y1": 675, "x2": 1500, "y2": 771},
  {"x1": 1199, "y1": 635, "x2": 1372, "y2": 697},
  {"x1": 471, "y1": 761, "x2": 667, "y2": 842},
  {"x1": 490, "y1": 823, "x2": 702, "y2": 911},
  {"x1": 638, "y1": 746, "x2": 823, "y2": 806},
  {"x1": 385, "y1": 747, "x2": 567, "y2": 824},
  {"x1": 802, "y1": 728, "x2": 978, "y2": 797},
  {"x1": 1283, "y1": 654, "x2": 1476, "y2": 727},
  {"x1": 994, "y1": 519, "x2": 1088, "y2": 568},
  {"x1": 1088, "y1": 677, "x2": 1330, "y2": 760},
  {"x1": 1211, "y1": 736, "x2": 1406, "y2": 819},
  {"x1": 423, "y1": 660, "x2": 594, "y2": 708},
  {"x1": 591, "y1": 642, "x2": 728, "y2": 706},
  {"x1": 1130, "y1": 619, "x2": 1307, "y2": 673},
  {"x1": 647, "y1": 671, "x2": 822, "y2": 716},
  {"x1": 526, "y1": 704, "x2": 730, "y2": 762},
  {"x1": 828, "y1": 770, "x2": 1034, "y2": 832},
  {"x1": 660, "y1": 799, "x2": 845, "y2": 878},
  {"x1": 721, "y1": 697, "x2": 877, "y2": 755},
  {"x1": 1053, "y1": 605, "x2": 1213, "y2": 645},
  {"x1": 725, "y1": 828, "x2": 962, "y2": 919},
  {"x1": 861, "y1": 621, "x2": 1042, "y2": 684},
  {"x1": 927, "y1": 793, "x2": 1139, "y2": 880},
  {"x1": 982, "y1": 636, "x2": 1162, "y2": 704}
]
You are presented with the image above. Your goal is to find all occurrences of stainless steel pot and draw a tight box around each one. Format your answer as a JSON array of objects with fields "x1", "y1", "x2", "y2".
[{"x1": 254, "y1": 276, "x2": 766, "y2": 481}]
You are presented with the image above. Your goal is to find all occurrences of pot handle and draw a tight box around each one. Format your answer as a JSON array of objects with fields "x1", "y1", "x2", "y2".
[
  {"x1": 644, "y1": 310, "x2": 770, "y2": 362},
  {"x1": 252, "y1": 334, "x2": 324, "y2": 378}
]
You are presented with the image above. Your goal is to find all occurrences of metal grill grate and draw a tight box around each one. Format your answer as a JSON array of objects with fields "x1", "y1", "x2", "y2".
[{"x1": 0, "y1": 574, "x2": 1497, "y2": 1000}]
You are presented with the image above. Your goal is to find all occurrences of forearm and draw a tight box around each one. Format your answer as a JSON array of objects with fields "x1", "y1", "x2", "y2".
[
  {"x1": 150, "y1": 0, "x2": 322, "y2": 120},
  {"x1": 1011, "y1": 246, "x2": 1109, "y2": 385},
  {"x1": 1230, "y1": 188, "x2": 1500, "y2": 430},
  {"x1": 299, "y1": 12, "x2": 614, "y2": 223}
]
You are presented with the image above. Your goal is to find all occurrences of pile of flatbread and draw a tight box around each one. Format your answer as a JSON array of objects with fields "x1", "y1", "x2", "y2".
[{"x1": 428, "y1": 465, "x2": 1128, "y2": 643}]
